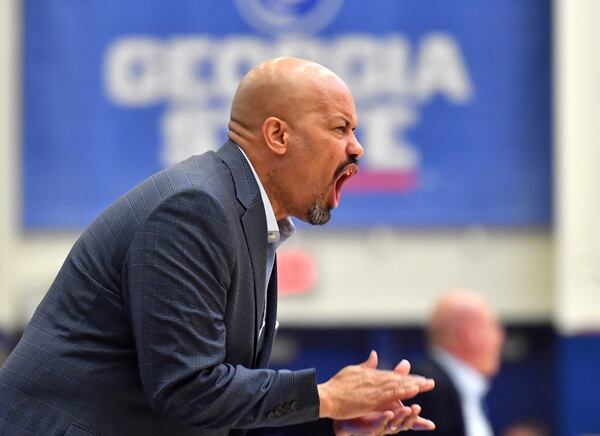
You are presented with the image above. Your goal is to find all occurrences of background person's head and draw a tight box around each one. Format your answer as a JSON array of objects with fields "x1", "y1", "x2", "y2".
[
  {"x1": 428, "y1": 289, "x2": 505, "y2": 377},
  {"x1": 228, "y1": 57, "x2": 363, "y2": 225},
  {"x1": 502, "y1": 420, "x2": 550, "y2": 436}
]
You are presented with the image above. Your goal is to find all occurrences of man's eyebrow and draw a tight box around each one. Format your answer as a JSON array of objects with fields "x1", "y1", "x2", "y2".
[
  {"x1": 342, "y1": 116, "x2": 358, "y2": 129},
  {"x1": 331, "y1": 114, "x2": 352, "y2": 125},
  {"x1": 329, "y1": 113, "x2": 357, "y2": 129}
]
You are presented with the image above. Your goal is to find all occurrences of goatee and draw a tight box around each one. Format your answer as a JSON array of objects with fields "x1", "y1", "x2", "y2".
[{"x1": 307, "y1": 199, "x2": 331, "y2": 225}]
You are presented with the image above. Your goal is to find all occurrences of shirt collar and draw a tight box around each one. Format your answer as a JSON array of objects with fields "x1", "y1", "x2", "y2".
[
  {"x1": 236, "y1": 144, "x2": 295, "y2": 245},
  {"x1": 431, "y1": 346, "x2": 489, "y2": 399}
]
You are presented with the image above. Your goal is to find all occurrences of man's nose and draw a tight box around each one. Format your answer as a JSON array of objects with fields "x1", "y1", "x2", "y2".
[{"x1": 348, "y1": 133, "x2": 364, "y2": 159}]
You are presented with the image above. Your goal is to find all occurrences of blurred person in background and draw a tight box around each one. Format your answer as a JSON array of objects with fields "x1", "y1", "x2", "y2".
[
  {"x1": 0, "y1": 57, "x2": 435, "y2": 436},
  {"x1": 501, "y1": 420, "x2": 550, "y2": 436},
  {"x1": 405, "y1": 290, "x2": 505, "y2": 436}
]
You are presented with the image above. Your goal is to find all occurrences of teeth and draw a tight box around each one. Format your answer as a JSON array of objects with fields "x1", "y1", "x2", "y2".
[{"x1": 338, "y1": 167, "x2": 355, "y2": 180}]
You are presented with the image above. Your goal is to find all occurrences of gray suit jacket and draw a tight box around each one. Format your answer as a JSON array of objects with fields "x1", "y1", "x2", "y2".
[{"x1": 0, "y1": 141, "x2": 320, "y2": 436}]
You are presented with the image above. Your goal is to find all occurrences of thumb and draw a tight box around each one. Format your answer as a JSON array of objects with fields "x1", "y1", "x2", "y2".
[{"x1": 360, "y1": 350, "x2": 378, "y2": 369}]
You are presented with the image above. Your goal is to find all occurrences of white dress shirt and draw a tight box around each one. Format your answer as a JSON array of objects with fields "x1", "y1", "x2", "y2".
[
  {"x1": 432, "y1": 347, "x2": 494, "y2": 436},
  {"x1": 236, "y1": 146, "x2": 294, "y2": 348}
]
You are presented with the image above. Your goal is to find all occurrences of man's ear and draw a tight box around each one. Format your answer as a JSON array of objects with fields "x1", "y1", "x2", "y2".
[{"x1": 262, "y1": 117, "x2": 289, "y2": 156}]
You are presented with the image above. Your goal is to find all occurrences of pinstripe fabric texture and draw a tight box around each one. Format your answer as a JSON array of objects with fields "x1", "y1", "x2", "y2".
[{"x1": 0, "y1": 141, "x2": 319, "y2": 436}]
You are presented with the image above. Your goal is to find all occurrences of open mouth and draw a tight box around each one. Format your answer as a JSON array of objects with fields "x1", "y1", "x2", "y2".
[{"x1": 332, "y1": 163, "x2": 359, "y2": 208}]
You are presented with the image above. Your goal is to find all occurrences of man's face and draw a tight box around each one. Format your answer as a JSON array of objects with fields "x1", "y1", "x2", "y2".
[
  {"x1": 475, "y1": 309, "x2": 505, "y2": 377},
  {"x1": 282, "y1": 77, "x2": 363, "y2": 225}
]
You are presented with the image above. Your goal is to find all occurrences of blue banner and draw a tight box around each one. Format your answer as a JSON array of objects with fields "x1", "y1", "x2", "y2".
[{"x1": 23, "y1": 0, "x2": 552, "y2": 228}]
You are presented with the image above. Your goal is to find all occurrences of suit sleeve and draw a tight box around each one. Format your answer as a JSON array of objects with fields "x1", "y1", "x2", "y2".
[{"x1": 123, "y1": 189, "x2": 320, "y2": 430}]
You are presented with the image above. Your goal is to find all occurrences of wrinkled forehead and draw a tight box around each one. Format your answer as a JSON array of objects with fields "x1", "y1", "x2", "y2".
[{"x1": 294, "y1": 74, "x2": 358, "y2": 122}]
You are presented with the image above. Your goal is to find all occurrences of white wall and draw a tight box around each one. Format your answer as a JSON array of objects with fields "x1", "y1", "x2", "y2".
[
  {"x1": 554, "y1": 0, "x2": 600, "y2": 334},
  {"x1": 0, "y1": 0, "x2": 78, "y2": 329},
  {"x1": 0, "y1": 0, "x2": 554, "y2": 330},
  {"x1": 0, "y1": 0, "x2": 22, "y2": 330},
  {"x1": 278, "y1": 228, "x2": 552, "y2": 326}
]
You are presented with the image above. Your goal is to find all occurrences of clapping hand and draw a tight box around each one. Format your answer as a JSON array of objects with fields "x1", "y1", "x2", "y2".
[{"x1": 330, "y1": 353, "x2": 435, "y2": 435}]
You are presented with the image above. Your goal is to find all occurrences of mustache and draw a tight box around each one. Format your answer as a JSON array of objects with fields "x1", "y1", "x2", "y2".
[{"x1": 333, "y1": 157, "x2": 360, "y2": 180}]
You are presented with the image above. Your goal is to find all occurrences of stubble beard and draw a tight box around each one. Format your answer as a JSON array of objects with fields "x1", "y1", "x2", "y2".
[
  {"x1": 267, "y1": 170, "x2": 331, "y2": 225},
  {"x1": 307, "y1": 197, "x2": 331, "y2": 225}
]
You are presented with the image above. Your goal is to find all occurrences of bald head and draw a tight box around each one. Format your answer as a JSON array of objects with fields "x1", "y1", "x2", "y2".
[
  {"x1": 228, "y1": 57, "x2": 348, "y2": 146},
  {"x1": 429, "y1": 290, "x2": 504, "y2": 377},
  {"x1": 429, "y1": 290, "x2": 492, "y2": 343}
]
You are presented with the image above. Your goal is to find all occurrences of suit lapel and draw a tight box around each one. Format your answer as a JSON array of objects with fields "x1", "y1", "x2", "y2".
[
  {"x1": 217, "y1": 141, "x2": 268, "y2": 362},
  {"x1": 257, "y1": 260, "x2": 278, "y2": 368},
  {"x1": 241, "y1": 204, "x2": 268, "y2": 359}
]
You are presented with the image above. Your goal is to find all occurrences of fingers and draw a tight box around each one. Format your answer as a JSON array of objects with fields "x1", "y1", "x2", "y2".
[
  {"x1": 378, "y1": 376, "x2": 433, "y2": 409},
  {"x1": 393, "y1": 359, "x2": 411, "y2": 376},
  {"x1": 383, "y1": 405, "x2": 412, "y2": 434},
  {"x1": 333, "y1": 410, "x2": 395, "y2": 436},
  {"x1": 360, "y1": 350, "x2": 379, "y2": 369},
  {"x1": 410, "y1": 375, "x2": 435, "y2": 395},
  {"x1": 393, "y1": 359, "x2": 435, "y2": 400},
  {"x1": 369, "y1": 410, "x2": 395, "y2": 433},
  {"x1": 362, "y1": 354, "x2": 434, "y2": 400},
  {"x1": 332, "y1": 404, "x2": 435, "y2": 435},
  {"x1": 321, "y1": 353, "x2": 434, "y2": 420},
  {"x1": 386, "y1": 404, "x2": 436, "y2": 433},
  {"x1": 387, "y1": 374, "x2": 435, "y2": 401},
  {"x1": 397, "y1": 404, "x2": 422, "y2": 431},
  {"x1": 410, "y1": 416, "x2": 436, "y2": 431}
]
